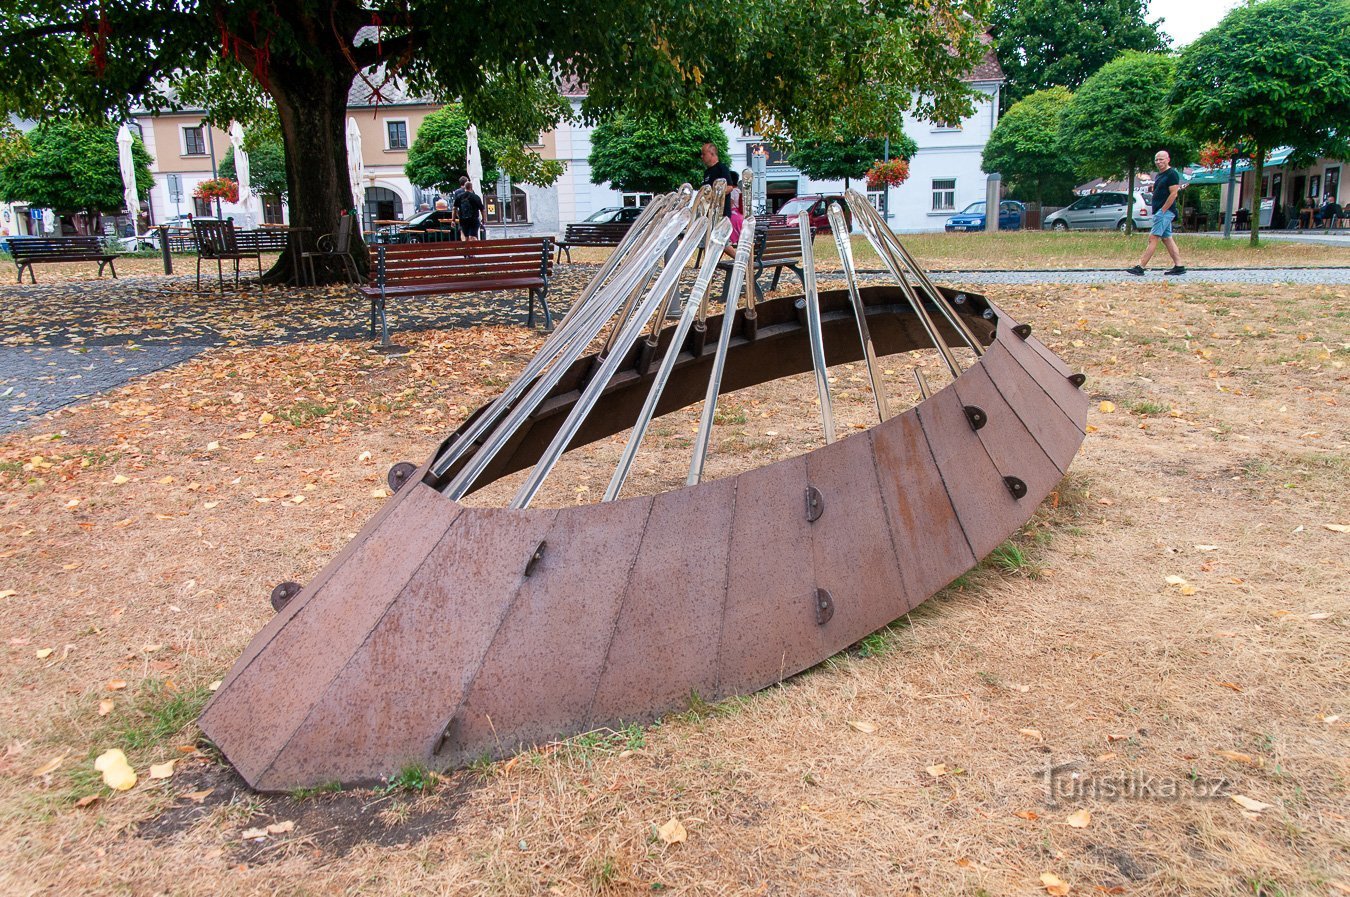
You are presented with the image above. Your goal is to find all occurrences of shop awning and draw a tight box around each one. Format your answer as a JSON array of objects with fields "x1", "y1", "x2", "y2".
[{"x1": 1183, "y1": 147, "x2": 1295, "y2": 184}]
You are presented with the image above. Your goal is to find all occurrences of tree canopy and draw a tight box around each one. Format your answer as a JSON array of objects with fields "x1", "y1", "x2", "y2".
[
  {"x1": 589, "y1": 114, "x2": 729, "y2": 194},
  {"x1": 0, "y1": 118, "x2": 153, "y2": 215},
  {"x1": 990, "y1": 0, "x2": 1169, "y2": 107},
  {"x1": 0, "y1": 0, "x2": 990, "y2": 281},
  {"x1": 1172, "y1": 0, "x2": 1350, "y2": 244},
  {"x1": 787, "y1": 128, "x2": 917, "y2": 188},
  {"x1": 404, "y1": 104, "x2": 564, "y2": 193},
  {"x1": 1060, "y1": 51, "x2": 1192, "y2": 231},
  {"x1": 981, "y1": 86, "x2": 1077, "y2": 207}
]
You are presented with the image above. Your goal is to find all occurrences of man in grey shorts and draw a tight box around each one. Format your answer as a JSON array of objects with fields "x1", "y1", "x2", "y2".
[{"x1": 1127, "y1": 150, "x2": 1185, "y2": 276}]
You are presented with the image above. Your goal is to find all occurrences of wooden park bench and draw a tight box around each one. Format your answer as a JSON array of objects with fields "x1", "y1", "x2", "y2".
[
  {"x1": 9, "y1": 237, "x2": 118, "y2": 283},
  {"x1": 715, "y1": 224, "x2": 806, "y2": 301},
  {"x1": 555, "y1": 221, "x2": 632, "y2": 263},
  {"x1": 362, "y1": 237, "x2": 557, "y2": 341},
  {"x1": 193, "y1": 220, "x2": 267, "y2": 290}
]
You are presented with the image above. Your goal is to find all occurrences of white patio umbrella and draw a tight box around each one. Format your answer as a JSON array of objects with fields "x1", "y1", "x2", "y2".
[
  {"x1": 229, "y1": 122, "x2": 253, "y2": 228},
  {"x1": 465, "y1": 123, "x2": 484, "y2": 192},
  {"x1": 116, "y1": 124, "x2": 140, "y2": 236},
  {"x1": 346, "y1": 116, "x2": 364, "y2": 227}
]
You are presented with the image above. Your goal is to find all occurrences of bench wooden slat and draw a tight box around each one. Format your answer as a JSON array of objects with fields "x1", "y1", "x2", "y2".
[
  {"x1": 366, "y1": 237, "x2": 556, "y2": 334},
  {"x1": 9, "y1": 237, "x2": 118, "y2": 283},
  {"x1": 555, "y1": 221, "x2": 632, "y2": 261}
]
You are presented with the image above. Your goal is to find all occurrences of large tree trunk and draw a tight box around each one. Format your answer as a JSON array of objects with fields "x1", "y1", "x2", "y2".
[
  {"x1": 1249, "y1": 146, "x2": 1264, "y2": 248},
  {"x1": 267, "y1": 63, "x2": 370, "y2": 285}
]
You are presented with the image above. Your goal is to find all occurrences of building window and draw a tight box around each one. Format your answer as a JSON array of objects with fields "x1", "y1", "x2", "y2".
[
  {"x1": 183, "y1": 126, "x2": 206, "y2": 156},
  {"x1": 933, "y1": 119, "x2": 962, "y2": 132},
  {"x1": 932, "y1": 179, "x2": 956, "y2": 211},
  {"x1": 746, "y1": 143, "x2": 789, "y2": 167},
  {"x1": 866, "y1": 190, "x2": 886, "y2": 213},
  {"x1": 622, "y1": 192, "x2": 653, "y2": 209},
  {"x1": 364, "y1": 186, "x2": 404, "y2": 233},
  {"x1": 262, "y1": 196, "x2": 285, "y2": 225},
  {"x1": 484, "y1": 186, "x2": 530, "y2": 225},
  {"x1": 1324, "y1": 167, "x2": 1340, "y2": 200},
  {"x1": 192, "y1": 196, "x2": 212, "y2": 218},
  {"x1": 386, "y1": 120, "x2": 408, "y2": 150}
]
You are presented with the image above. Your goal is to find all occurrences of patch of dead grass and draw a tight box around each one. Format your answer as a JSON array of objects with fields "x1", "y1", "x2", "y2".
[{"x1": 0, "y1": 281, "x2": 1346, "y2": 895}]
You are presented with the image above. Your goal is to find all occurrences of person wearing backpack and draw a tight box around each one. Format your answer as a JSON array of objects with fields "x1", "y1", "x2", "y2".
[
  {"x1": 449, "y1": 175, "x2": 469, "y2": 240},
  {"x1": 456, "y1": 181, "x2": 486, "y2": 241}
]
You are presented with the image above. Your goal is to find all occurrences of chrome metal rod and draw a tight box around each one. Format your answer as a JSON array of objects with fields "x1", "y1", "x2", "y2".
[
  {"x1": 429, "y1": 194, "x2": 679, "y2": 479},
  {"x1": 441, "y1": 210, "x2": 692, "y2": 498},
  {"x1": 845, "y1": 192, "x2": 963, "y2": 378},
  {"x1": 798, "y1": 210, "x2": 835, "y2": 445},
  {"x1": 740, "y1": 169, "x2": 752, "y2": 215},
  {"x1": 687, "y1": 215, "x2": 755, "y2": 485},
  {"x1": 826, "y1": 202, "x2": 891, "y2": 422},
  {"x1": 845, "y1": 189, "x2": 984, "y2": 357},
  {"x1": 509, "y1": 218, "x2": 711, "y2": 509},
  {"x1": 605, "y1": 218, "x2": 732, "y2": 501}
]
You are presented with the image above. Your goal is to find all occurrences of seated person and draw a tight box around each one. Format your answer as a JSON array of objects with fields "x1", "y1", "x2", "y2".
[
  {"x1": 1234, "y1": 206, "x2": 1250, "y2": 229},
  {"x1": 1316, "y1": 196, "x2": 1340, "y2": 228},
  {"x1": 1297, "y1": 196, "x2": 1316, "y2": 229}
]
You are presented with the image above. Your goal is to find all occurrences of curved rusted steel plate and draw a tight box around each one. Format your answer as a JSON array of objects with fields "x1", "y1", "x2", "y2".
[{"x1": 199, "y1": 287, "x2": 1089, "y2": 791}]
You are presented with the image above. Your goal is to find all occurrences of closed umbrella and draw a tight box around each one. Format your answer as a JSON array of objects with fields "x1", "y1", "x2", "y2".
[
  {"x1": 116, "y1": 125, "x2": 139, "y2": 236},
  {"x1": 229, "y1": 122, "x2": 253, "y2": 228},
  {"x1": 465, "y1": 124, "x2": 484, "y2": 192},
  {"x1": 347, "y1": 117, "x2": 364, "y2": 228}
]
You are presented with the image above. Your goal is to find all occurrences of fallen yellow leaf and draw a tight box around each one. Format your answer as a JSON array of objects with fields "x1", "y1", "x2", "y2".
[
  {"x1": 1065, "y1": 809, "x2": 1091, "y2": 828},
  {"x1": 1165, "y1": 575, "x2": 1188, "y2": 586},
  {"x1": 1322, "y1": 524, "x2": 1349, "y2": 534},
  {"x1": 149, "y1": 760, "x2": 176, "y2": 780},
  {"x1": 35, "y1": 648, "x2": 54, "y2": 659},
  {"x1": 183, "y1": 788, "x2": 214, "y2": 803},
  {"x1": 98, "y1": 699, "x2": 114, "y2": 716},
  {"x1": 106, "y1": 679, "x2": 127, "y2": 691},
  {"x1": 847, "y1": 720, "x2": 878, "y2": 734},
  {"x1": 0, "y1": 589, "x2": 16, "y2": 599},
  {"x1": 925, "y1": 764, "x2": 947, "y2": 778},
  {"x1": 259, "y1": 412, "x2": 275, "y2": 425},
  {"x1": 266, "y1": 820, "x2": 295, "y2": 834},
  {"x1": 1230, "y1": 794, "x2": 1273, "y2": 813},
  {"x1": 1040, "y1": 871, "x2": 1072, "y2": 895},
  {"x1": 1098, "y1": 401, "x2": 1116, "y2": 413},
  {"x1": 1179, "y1": 584, "x2": 1199, "y2": 596},
  {"x1": 1019, "y1": 727, "x2": 1043, "y2": 742},
  {"x1": 1215, "y1": 750, "x2": 1257, "y2": 765},
  {"x1": 1014, "y1": 810, "x2": 1040, "y2": 820},
  {"x1": 658, "y1": 817, "x2": 687, "y2": 845},
  {"x1": 94, "y1": 749, "x2": 137, "y2": 791},
  {"x1": 241, "y1": 827, "x2": 268, "y2": 840},
  {"x1": 111, "y1": 474, "x2": 129, "y2": 485},
  {"x1": 31, "y1": 753, "x2": 69, "y2": 777}
]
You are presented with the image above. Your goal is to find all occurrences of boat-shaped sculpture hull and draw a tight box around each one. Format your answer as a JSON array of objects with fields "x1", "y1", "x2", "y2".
[{"x1": 200, "y1": 285, "x2": 1087, "y2": 791}]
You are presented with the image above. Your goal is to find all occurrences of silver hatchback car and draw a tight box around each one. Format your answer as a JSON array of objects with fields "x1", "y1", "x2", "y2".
[{"x1": 1043, "y1": 192, "x2": 1151, "y2": 231}]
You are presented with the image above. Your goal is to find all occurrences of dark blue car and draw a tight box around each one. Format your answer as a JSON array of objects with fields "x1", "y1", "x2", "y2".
[{"x1": 944, "y1": 200, "x2": 1025, "y2": 232}]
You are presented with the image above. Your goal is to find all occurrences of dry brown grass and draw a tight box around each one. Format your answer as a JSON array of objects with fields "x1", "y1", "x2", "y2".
[{"x1": 0, "y1": 279, "x2": 1347, "y2": 896}]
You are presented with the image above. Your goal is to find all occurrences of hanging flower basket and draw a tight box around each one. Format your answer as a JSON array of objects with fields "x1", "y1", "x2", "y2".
[
  {"x1": 1198, "y1": 142, "x2": 1250, "y2": 169},
  {"x1": 195, "y1": 178, "x2": 239, "y2": 204},
  {"x1": 866, "y1": 158, "x2": 911, "y2": 190}
]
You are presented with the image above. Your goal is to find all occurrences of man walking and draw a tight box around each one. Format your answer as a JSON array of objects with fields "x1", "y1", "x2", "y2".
[
  {"x1": 455, "y1": 180, "x2": 485, "y2": 241},
  {"x1": 1127, "y1": 150, "x2": 1185, "y2": 276},
  {"x1": 701, "y1": 141, "x2": 738, "y2": 215}
]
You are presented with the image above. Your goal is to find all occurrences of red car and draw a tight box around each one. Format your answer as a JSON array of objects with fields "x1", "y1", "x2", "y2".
[{"x1": 768, "y1": 194, "x2": 851, "y2": 231}]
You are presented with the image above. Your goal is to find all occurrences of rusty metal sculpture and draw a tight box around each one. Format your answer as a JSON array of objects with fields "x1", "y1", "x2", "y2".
[{"x1": 200, "y1": 184, "x2": 1088, "y2": 791}]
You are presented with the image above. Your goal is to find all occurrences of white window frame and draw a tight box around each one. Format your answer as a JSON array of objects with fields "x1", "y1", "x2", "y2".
[
  {"x1": 181, "y1": 125, "x2": 207, "y2": 156},
  {"x1": 932, "y1": 118, "x2": 963, "y2": 133},
  {"x1": 622, "y1": 192, "x2": 653, "y2": 208},
  {"x1": 384, "y1": 119, "x2": 409, "y2": 151},
  {"x1": 932, "y1": 178, "x2": 957, "y2": 211},
  {"x1": 865, "y1": 190, "x2": 886, "y2": 213}
]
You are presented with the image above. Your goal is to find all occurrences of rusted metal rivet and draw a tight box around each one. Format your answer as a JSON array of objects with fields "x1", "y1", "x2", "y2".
[
  {"x1": 962, "y1": 405, "x2": 987, "y2": 431},
  {"x1": 387, "y1": 461, "x2": 418, "y2": 493},
  {"x1": 270, "y1": 581, "x2": 302, "y2": 612},
  {"x1": 805, "y1": 485, "x2": 824, "y2": 523},
  {"x1": 1067, "y1": 373, "x2": 1087, "y2": 389},
  {"x1": 524, "y1": 540, "x2": 547, "y2": 577},
  {"x1": 1004, "y1": 476, "x2": 1028, "y2": 500},
  {"x1": 982, "y1": 308, "x2": 996, "y2": 321},
  {"x1": 814, "y1": 588, "x2": 834, "y2": 625},
  {"x1": 1012, "y1": 323, "x2": 1032, "y2": 339}
]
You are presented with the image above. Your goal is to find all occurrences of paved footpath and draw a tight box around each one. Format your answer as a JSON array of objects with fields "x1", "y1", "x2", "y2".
[{"x1": 3, "y1": 266, "x2": 1348, "y2": 435}]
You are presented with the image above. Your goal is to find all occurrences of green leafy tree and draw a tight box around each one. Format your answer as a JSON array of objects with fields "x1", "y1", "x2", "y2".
[
  {"x1": 0, "y1": 118, "x2": 153, "y2": 216},
  {"x1": 404, "y1": 104, "x2": 564, "y2": 193},
  {"x1": 981, "y1": 87, "x2": 1077, "y2": 209},
  {"x1": 0, "y1": 0, "x2": 989, "y2": 283},
  {"x1": 221, "y1": 136, "x2": 288, "y2": 200},
  {"x1": 1172, "y1": 0, "x2": 1350, "y2": 245},
  {"x1": 787, "y1": 129, "x2": 917, "y2": 190},
  {"x1": 990, "y1": 0, "x2": 1169, "y2": 108},
  {"x1": 589, "y1": 114, "x2": 729, "y2": 194},
  {"x1": 1060, "y1": 52, "x2": 1193, "y2": 233}
]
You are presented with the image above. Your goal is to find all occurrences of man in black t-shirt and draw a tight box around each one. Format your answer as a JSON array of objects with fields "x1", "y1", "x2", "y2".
[
  {"x1": 1127, "y1": 150, "x2": 1185, "y2": 276},
  {"x1": 701, "y1": 142, "x2": 739, "y2": 215},
  {"x1": 455, "y1": 181, "x2": 486, "y2": 241}
]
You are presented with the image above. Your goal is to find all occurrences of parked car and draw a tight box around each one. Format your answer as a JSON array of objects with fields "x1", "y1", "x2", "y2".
[
  {"x1": 373, "y1": 209, "x2": 457, "y2": 243},
  {"x1": 1042, "y1": 192, "x2": 1150, "y2": 231},
  {"x1": 585, "y1": 207, "x2": 644, "y2": 225},
  {"x1": 768, "y1": 194, "x2": 850, "y2": 231},
  {"x1": 944, "y1": 200, "x2": 1025, "y2": 232}
]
